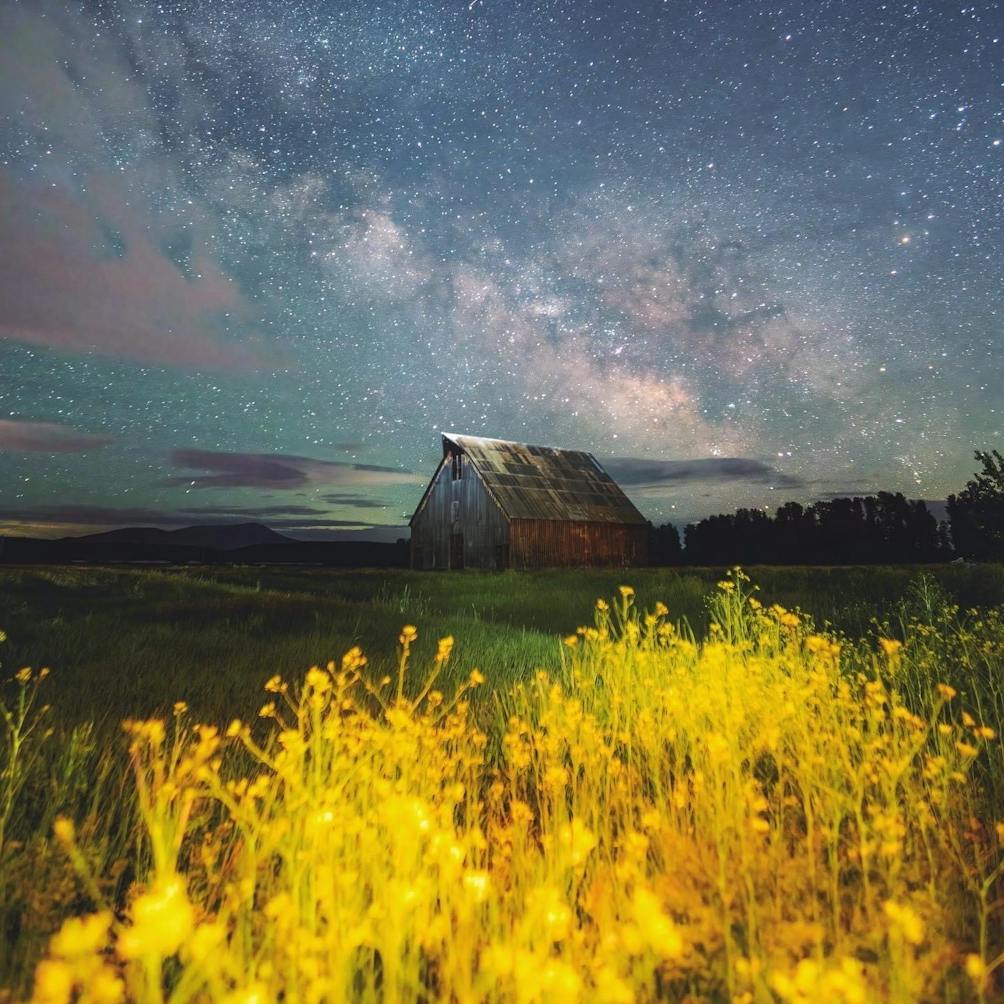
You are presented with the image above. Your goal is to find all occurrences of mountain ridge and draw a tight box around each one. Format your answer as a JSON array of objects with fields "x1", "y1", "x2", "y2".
[
  {"x1": 72, "y1": 522, "x2": 293, "y2": 550},
  {"x1": 0, "y1": 522, "x2": 408, "y2": 567}
]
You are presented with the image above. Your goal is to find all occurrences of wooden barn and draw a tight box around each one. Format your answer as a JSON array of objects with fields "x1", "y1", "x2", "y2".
[{"x1": 409, "y1": 433, "x2": 649, "y2": 570}]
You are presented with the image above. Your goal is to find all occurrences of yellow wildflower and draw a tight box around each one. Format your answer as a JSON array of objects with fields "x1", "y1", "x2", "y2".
[
  {"x1": 558, "y1": 818, "x2": 597, "y2": 868},
  {"x1": 462, "y1": 871, "x2": 491, "y2": 902},
  {"x1": 879, "y1": 638, "x2": 903, "y2": 658},
  {"x1": 118, "y1": 876, "x2": 194, "y2": 959},
  {"x1": 631, "y1": 887, "x2": 683, "y2": 958},
  {"x1": 50, "y1": 912, "x2": 112, "y2": 958},
  {"x1": 32, "y1": 960, "x2": 73, "y2": 1004},
  {"x1": 883, "y1": 900, "x2": 924, "y2": 945},
  {"x1": 53, "y1": 817, "x2": 75, "y2": 844}
]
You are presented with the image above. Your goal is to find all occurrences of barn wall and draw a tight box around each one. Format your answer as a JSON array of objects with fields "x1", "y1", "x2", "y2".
[
  {"x1": 509, "y1": 519, "x2": 648, "y2": 569},
  {"x1": 410, "y1": 456, "x2": 509, "y2": 570}
]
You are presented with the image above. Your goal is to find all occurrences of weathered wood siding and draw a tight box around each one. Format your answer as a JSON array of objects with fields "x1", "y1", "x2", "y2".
[
  {"x1": 410, "y1": 456, "x2": 510, "y2": 570},
  {"x1": 509, "y1": 519, "x2": 648, "y2": 569}
]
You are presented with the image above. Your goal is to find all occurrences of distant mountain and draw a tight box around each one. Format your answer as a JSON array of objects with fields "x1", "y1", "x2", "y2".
[
  {"x1": 0, "y1": 522, "x2": 408, "y2": 568},
  {"x1": 69, "y1": 526, "x2": 174, "y2": 546},
  {"x1": 76, "y1": 522, "x2": 293, "y2": 550}
]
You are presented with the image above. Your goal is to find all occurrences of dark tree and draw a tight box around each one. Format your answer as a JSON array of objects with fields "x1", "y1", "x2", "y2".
[
  {"x1": 773, "y1": 501, "x2": 818, "y2": 564},
  {"x1": 903, "y1": 498, "x2": 942, "y2": 562},
  {"x1": 681, "y1": 493, "x2": 946, "y2": 565},
  {"x1": 937, "y1": 520, "x2": 953, "y2": 557},
  {"x1": 647, "y1": 522, "x2": 683, "y2": 565},
  {"x1": 684, "y1": 509, "x2": 774, "y2": 565},
  {"x1": 814, "y1": 496, "x2": 869, "y2": 563},
  {"x1": 947, "y1": 450, "x2": 1004, "y2": 560}
]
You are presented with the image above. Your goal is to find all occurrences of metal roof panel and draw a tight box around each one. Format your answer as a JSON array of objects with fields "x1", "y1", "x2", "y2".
[{"x1": 439, "y1": 432, "x2": 648, "y2": 525}]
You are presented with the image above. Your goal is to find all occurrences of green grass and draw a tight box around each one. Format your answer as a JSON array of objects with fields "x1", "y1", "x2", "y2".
[
  {"x1": 2, "y1": 562, "x2": 1004, "y2": 730},
  {"x1": 1, "y1": 562, "x2": 1004, "y2": 996}
]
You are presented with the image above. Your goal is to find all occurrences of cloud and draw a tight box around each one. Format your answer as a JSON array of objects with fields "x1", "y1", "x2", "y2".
[
  {"x1": 603, "y1": 456, "x2": 803, "y2": 489},
  {"x1": 0, "y1": 420, "x2": 111, "y2": 453},
  {"x1": 178, "y1": 505, "x2": 330, "y2": 518},
  {"x1": 167, "y1": 449, "x2": 418, "y2": 490},
  {"x1": 0, "y1": 505, "x2": 193, "y2": 528},
  {"x1": 0, "y1": 4, "x2": 270, "y2": 371},
  {"x1": 266, "y1": 519, "x2": 400, "y2": 529},
  {"x1": 178, "y1": 501, "x2": 394, "y2": 520},
  {"x1": 0, "y1": 174, "x2": 270, "y2": 371},
  {"x1": 319, "y1": 493, "x2": 390, "y2": 508}
]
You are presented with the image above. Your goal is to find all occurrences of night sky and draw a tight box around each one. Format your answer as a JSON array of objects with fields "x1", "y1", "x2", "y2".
[{"x1": 1, "y1": 1, "x2": 1002, "y2": 540}]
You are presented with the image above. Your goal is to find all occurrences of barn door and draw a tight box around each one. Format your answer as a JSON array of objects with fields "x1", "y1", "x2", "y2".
[{"x1": 450, "y1": 533, "x2": 464, "y2": 570}]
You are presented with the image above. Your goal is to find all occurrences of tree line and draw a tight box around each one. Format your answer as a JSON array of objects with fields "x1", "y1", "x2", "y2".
[{"x1": 649, "y1": 449, "x2": 1004, "y2": 565}]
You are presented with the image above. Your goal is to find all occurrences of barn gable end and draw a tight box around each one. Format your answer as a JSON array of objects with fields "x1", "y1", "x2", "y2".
[
  {"x1": 409, "y1": 442, "x2": 509, "y2": 570},
  {"x1": 410, "y1": 433, "x2": 648, "y2": 569}
]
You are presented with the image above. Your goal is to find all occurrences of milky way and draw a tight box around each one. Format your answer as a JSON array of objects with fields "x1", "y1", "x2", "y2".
[{"x1": 1, "y1": 1, "x2": 1002, "y2": 538}]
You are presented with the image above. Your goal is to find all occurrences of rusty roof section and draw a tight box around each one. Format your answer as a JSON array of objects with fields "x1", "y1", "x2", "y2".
[{"x1": 441, "y1": 432, "x2": 648, "y2": 526}]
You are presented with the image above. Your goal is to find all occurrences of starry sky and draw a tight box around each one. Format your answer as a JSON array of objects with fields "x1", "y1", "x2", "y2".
[{"x1": 1, "y1": 0, "x2": 1002, "y2": 540}]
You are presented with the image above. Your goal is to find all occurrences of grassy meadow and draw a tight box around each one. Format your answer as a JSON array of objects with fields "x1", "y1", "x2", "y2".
[
  {"x1": 3, "y1": 562, "x2": 1004, "y2": 728},
  {"x1": 1, "y1": 563, "x2": 1003, "y2": 1001}
]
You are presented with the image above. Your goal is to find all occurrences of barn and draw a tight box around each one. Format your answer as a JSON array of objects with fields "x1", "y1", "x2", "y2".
[{"x1": 409, "y1": 432, "x2": 649, "y2": 570}]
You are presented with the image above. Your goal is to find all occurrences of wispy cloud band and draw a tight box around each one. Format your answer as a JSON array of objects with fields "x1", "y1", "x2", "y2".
[
  {"x1": 0, "y1": 420, "x2": 111, "y2": 453},
  {"x1": 167, "y1": 448, "x2": 417, "y2": 490},
  {"x1": 604, "y1": 456, "x2": 803, "y2": 489}
]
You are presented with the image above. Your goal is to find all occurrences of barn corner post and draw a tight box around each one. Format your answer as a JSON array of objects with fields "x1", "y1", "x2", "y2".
[{"x1": 407, "y1": 433, "x2": 648, "y2": 571}]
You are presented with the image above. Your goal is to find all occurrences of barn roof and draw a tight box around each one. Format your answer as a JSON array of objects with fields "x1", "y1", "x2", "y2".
[{"x1": 439, "y1": 432, "x2": 648, "y2": 526}]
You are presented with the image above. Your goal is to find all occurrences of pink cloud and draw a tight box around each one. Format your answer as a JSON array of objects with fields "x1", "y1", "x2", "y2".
[
  {"x1": 0, "y1": 419, "x2": 111, "y2": 453},
  {"x1": 0, "y1": 174, "x2": 272, "y2": 371},
  {"x1": 167, "y1": 448, "x2": 421, "y2": 490}
]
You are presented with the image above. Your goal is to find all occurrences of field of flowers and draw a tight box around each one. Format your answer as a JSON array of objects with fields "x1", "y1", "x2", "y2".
[{"x1": 1, "y1": 570, "x2": 1003, "y2": 1002}]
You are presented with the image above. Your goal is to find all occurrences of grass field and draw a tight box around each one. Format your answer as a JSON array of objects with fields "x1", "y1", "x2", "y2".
[
  {"x1": 3, "y1": 562, "x2": 1004, "y2": 728},
  {"x1": 1, "y1": 563, "x2": 1003, "y2": 1001}
]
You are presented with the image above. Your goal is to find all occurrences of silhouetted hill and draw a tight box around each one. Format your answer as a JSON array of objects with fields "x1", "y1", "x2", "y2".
[
  {"x1": 0, "y1": 524, "x2": 408, "y2": 568},
  {"x1": 78, "y1": 522, "x2": 292, "y2": 550}
]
